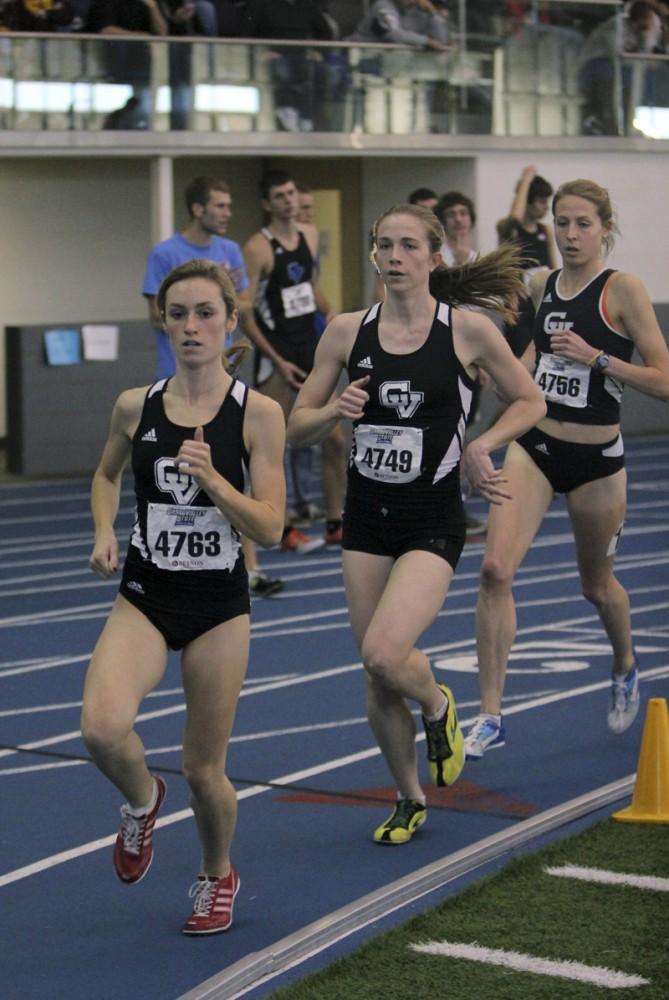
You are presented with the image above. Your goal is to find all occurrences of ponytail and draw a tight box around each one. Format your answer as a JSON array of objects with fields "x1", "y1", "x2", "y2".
[
  {"x1": 223, "y1": 337, "x2": 251, "y2": 375},
  {"x1": 429, "y1": 242, "x2": 528, "y2": 323}
]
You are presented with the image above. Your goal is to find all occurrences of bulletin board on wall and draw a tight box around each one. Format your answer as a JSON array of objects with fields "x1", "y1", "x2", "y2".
[{"x1": 6, "y1": 323, "x2": 156, "y2": 477}]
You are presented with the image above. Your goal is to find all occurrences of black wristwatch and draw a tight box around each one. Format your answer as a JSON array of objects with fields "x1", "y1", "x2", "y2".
[{"x1": 593, "y1": 352, "x2": 610, "y2": 372}]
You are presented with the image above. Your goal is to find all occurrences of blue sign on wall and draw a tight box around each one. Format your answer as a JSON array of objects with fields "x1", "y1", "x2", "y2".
[{"x1": 44, "y1": 329, "x2": 81, "y2": 366}]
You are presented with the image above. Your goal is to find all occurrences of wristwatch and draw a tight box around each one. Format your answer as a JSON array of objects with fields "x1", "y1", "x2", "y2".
[{"x1": 593, "y1": 352, "x2": 610, "y2": 372}]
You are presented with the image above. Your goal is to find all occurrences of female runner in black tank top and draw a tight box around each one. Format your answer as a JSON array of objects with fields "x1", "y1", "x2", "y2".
[
  {"x1": 81, "y1": 260, "x2": 286, "y2": 934},
  {"x1": 287, "y1": 204, "x2": 545, "y2": 845},
  {"x1": 469, "y1": 179, "x2": 669, "y2": 758}
]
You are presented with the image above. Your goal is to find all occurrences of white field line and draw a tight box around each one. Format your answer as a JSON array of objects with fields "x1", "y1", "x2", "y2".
[
  {"x1": 0, "y1": 690, "x2": 554, "y2": 776},
  {"x1": 0, "y1": 674, "x2": 297, "y2": 718},
  {"x1": 544, "y1": 864, "x2": 669, "y2": 892},
  {"x1": 0, "y1": 503, "x2": 666, "y2": 557},
  {"x1": 2, "y1": 640, "x2": 668, "y2": 764},
  {"x1": 7, "y1": 548, "x2": 664, "y2": 605},
  {"x1": 1, "y1": 666, "x2": 668, "y2": 888},
  {"x1": 0, "y1": 543, "x2": 652, "y2": 580},
  {"x1": 409, "y1": 941, "x2": 649, "y2": 989},
  {"x1": 0, "y1": 587, "x2": 667, "y2": 687},
  {"x1": 0, "y1": 505, "x2": 135, "y2": 527},
  {"x1": 0, "y1": 555, "x2": 666, "y2": 634},
  {"x1": 0, "y1": 543, "x2": 658, "y2": 590}
]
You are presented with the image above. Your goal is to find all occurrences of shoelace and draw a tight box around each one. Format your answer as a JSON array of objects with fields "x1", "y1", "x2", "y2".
[
  {"x1": 387, "y1": 800, "x2": 422, "y2": 829},
  {"x1": 469, "y1": 718, "x2": 497, "y2": 743},
  {"x1": 612, "y1": 682, "x2": 630, "y2": 712},
  {"x1": 424, "y1": 714, "x2": 450, "y2": 759},
  {"x1": 118, "y1": 806, "x2": 145, "y2": 855},
  {"x1": 188, "y1": 880, "x2": 217, "y2": 915}
]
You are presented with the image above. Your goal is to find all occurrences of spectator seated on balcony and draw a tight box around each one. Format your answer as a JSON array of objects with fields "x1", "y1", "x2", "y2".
[
  {"x1": 3, "y1": 0, "x2": 75, "y2": 30},
  {"x1": 578, "y1": 0, "x2": 664, "y2": 134},
  {"x1": 86, "y1": 0, "x2": 168, "y2": 129},
  {"x1": 240, "y1": 0, "x2": 337, "y2": 131}
]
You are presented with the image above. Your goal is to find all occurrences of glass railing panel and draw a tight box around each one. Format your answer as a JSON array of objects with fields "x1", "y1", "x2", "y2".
[{"x1": 0, "y1": 4, "x2": 666, "y2": 140}]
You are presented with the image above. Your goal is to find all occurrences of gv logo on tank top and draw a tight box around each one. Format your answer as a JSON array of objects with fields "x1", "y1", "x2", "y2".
[
  {"x1": 154, "y1": 458, "x2": 201, "y2": 505},
  {"x1": 544, "y1": 312, "x2": 574, "y2": 333},
  {"x1": 379, "y1": 380, "x2": 424, "y2": 419}
]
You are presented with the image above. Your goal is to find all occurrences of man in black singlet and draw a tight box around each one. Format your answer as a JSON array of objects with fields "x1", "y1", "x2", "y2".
[
  {"x1": 496, "y1": 165, "x2": 559, "y2": 358},
  {"x1": 242, "y1": 169, "x2": 346, "y2": 553}
]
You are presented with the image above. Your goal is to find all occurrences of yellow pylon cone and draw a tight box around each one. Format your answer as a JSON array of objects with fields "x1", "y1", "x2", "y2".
[{"x1": 613, "y1": 697, "x2": 669, "y2": 824}]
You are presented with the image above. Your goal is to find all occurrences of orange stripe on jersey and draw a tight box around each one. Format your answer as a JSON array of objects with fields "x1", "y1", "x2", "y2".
[{"x1": 601, "y1": 275, "x2": 614, "y2": 329}]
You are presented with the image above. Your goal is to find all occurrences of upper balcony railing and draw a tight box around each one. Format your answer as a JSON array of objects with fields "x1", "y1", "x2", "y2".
[{"x1": 0, "y1": 0, "x2": 667, "y2": 141}]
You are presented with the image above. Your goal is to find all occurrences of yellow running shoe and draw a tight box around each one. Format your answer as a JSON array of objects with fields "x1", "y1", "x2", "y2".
[
  {"x1": 422, "y1": 683, "x2": 465, "y2": 787},
  {"x1": 373, "y1": 798, "x2": 427, "y2": 845}
]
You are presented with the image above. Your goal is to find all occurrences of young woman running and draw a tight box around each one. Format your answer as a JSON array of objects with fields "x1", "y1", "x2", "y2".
[
  {"x1": 465, "y1": 178, "x2": 669, "y2": 760},
  {"x1": 81, "y1": 260, "x2": 285, "y2": 933},
  {"x1": 287, "y1": 204, "x2": 545, "y2": 844}
]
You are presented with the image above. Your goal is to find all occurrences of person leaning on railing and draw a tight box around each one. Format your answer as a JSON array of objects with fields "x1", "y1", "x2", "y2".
[{"x1": 347, "y1": 0, "x2": 449, "y2": 52}]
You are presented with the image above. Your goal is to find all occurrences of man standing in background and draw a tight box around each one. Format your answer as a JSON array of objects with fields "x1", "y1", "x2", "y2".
[{"x1": 243, "y1": 169, "x2": 345, "y2": 552}]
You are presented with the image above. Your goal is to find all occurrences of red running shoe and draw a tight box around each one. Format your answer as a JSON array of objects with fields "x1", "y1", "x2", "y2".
[
  {"x1": 281, "y1": 527, "x2": 325, "y2": 554},
  {"x1": 113, "y1": 775, "x2": 166, "y2": 884},
  {"x1": 182, "y1": 866, "x2": 241, "y2": 935}
]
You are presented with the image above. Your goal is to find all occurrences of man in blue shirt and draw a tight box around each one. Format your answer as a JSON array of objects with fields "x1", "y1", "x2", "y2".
[{"x1": 143, "y1": 175, "x2": 250, "y2": 378}]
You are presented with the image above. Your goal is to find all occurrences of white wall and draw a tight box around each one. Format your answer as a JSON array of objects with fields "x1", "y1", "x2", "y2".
[
  {"x1": 361, "y1": 150, "x2": 669, "y2": 300},
  {"x1": 2, "y1": 149, "x2": 668, "y2": 440},
  {"x1": 473, "y1": 151, "x2": 669, "y2": 298}
]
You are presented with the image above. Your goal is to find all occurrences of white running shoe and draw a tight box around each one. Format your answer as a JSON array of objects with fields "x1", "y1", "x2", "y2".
[
  {"x1": 607, "y1": 661, "x2": 640, "y2": 735},
  {"x1": 464, "y1": 715, "x2": 506, "y2": 760}
]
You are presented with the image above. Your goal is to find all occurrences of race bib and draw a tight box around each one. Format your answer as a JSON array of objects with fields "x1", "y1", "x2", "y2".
[
  {"x1": 146, "y1": 503, "x2": 238, "y2": 572},
  {"x1": 353, "y1": 424, "x2": 423, "y2": 484},
  {"x1": 535, "y1": 353, "x2": 590, "y2": 408},
  {"x1": 281, "y1": 282, "x2": 315, "y2": 319}
]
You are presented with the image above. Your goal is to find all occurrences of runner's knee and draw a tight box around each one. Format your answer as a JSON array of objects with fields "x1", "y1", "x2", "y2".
[{"x1": 480, "y1": 551, "x2": 515, "y2": 593}]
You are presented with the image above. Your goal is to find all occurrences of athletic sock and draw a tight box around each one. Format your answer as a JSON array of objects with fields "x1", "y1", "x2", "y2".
[
  {"x1": 127, "y1": 777, "x2": 158, "y2": 817},
  {"x1": 425, "y1": 691, "x2": 448, "y2": 722}
]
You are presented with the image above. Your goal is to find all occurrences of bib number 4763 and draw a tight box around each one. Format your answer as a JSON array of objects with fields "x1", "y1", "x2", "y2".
[{"x1": 154, "y1": 530, "x2": 221, "y2": 559}]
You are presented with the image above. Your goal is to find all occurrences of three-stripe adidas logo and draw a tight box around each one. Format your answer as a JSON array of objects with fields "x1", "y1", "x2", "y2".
[
  {"x1": 141, "y1": 428, "x2": 157, "y2": 442},
  {"x1": 357, "y1": 356, "x2": 373, "y2": 369}
]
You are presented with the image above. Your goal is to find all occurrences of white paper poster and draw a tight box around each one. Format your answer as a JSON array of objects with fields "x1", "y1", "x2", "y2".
[{"x1": 82, "y1": 325, "x2": 119, "y2": 361}]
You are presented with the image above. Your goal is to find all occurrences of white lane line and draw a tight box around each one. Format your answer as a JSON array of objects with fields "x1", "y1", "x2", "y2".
[
  {"x1": 0, "y1": 690, "x2": 555, "y2": 776},
  {"x1": 0, "y1": 505, "x2": 134, "y2": 526},
  {"x1": 409, "y1": 941, "x2": 649, "y2": 989},
  {"x1": 544, "y1": 864, "x2": 669, "y2": 893},
  {"x1": 1, "y1": 668, "x2": 666, "y2": 887}
]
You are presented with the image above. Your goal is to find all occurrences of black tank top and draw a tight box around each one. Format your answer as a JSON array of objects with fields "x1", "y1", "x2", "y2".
[
  {"x1": 254, "y1": 227, "x2": 316, "y2": 343},
  {"x1": 346, "y1": 301, "x2": 475, "y2": 511},
  {"x1": 125, "y1": 378, "x2": 249, "y2": 587},
  {"x1": 504, "y1": 220, "x2": 552, "y2": 270},
  {"x1": 533, "y1": 268, "x2": 634, "y2": 425}
]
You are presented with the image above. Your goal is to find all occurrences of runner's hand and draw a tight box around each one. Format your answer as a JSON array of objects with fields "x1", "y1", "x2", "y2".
[
  {"x1": 462, "y1": 440, "x2": 511, "y2": 505},
  {"x1": 337, "y1": 376, "x2": 370, "y2": 420},
  {"x1": 277, "y1": 357, "x2": 308, "y2": 390},
  {"x1": 176, "y1": 426, "x2": 216, "y2": 490},
  {"x1": 89, "y1": 532, "x2": 119, "y2": 578}
]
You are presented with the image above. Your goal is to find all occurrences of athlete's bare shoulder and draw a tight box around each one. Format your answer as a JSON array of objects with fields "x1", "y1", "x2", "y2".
[
  {"x1": 245, "y1": 386, "x2": 283, "y2": 424},
  {"x1": 115, "y1": 386, "x2": 148, "y2": 422}
]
